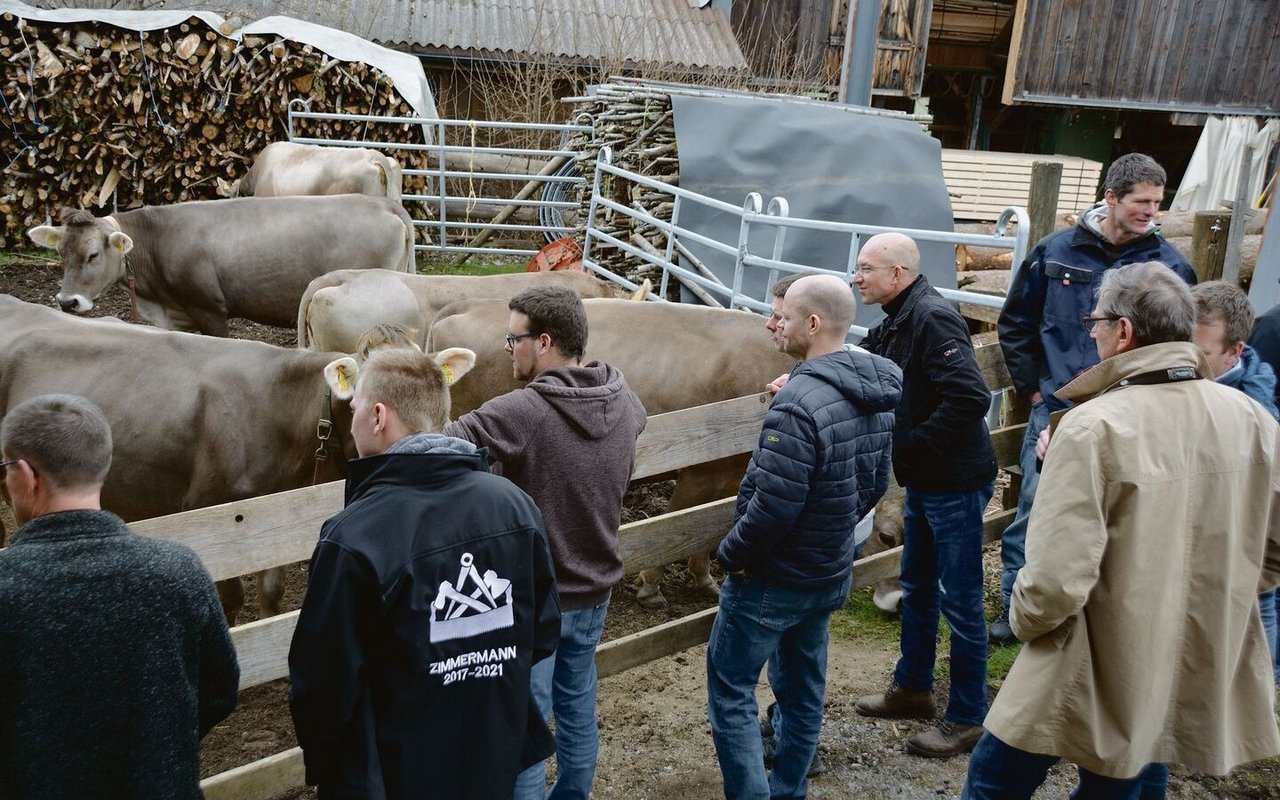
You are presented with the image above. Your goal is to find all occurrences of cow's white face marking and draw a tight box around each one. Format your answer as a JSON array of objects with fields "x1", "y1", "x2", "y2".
[
  {"x1": 54, "y1": 292, "x2": 93, "y2": 313},
  {"x1": 29, "y1": 217, "x2": 134, "y2": 312}
]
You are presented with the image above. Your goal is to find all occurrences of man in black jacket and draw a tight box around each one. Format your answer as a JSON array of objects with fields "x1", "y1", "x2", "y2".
[
  {"x1": 289, "y1": 348, "x2": 561, "y2": 799},
  {"x1": 0, "y1": 393, "x2": 239, "y2": 800},
  {"x1": 709, "y1": 274, "x2": 901, "y2": 799},
  {"x1": 852, "y1": 233, "x2": 998, "y2": 759}
]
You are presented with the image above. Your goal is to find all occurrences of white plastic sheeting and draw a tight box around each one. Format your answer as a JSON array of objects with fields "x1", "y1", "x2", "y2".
[
  {"x1": 0, "y1": 0, "x2": 436, "y2": 120},
  {"x1": 1171, "y1": 116, "x2": 1278, "y2": 212}
]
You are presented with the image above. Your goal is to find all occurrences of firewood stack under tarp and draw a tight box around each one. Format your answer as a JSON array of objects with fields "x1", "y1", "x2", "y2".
[
  {"x1": 566, "y1": 79, "x2": 681, "y2": 292},
  {"x1": 0, "y1": 12, "x2": 422, "y2": 248}
]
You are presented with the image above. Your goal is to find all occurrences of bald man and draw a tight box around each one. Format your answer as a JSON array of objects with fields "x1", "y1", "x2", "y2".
[
  {"x1": 708, "y1": 275, "x2": 902, "y2": 799},
  {"x1": 852, "y1": 233, "x2": 998, "y2": 759}
]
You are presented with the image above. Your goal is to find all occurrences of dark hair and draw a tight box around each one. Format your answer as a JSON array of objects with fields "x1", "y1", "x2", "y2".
[
  {"x1": 1096, "y1": 262, "x2": 1195, "y2": 346},
  {"x1": 1192, "y1": 281, "x2": 1256, "y2": 346},
  {"x1": 770, "y1": 271, "x2": 821, "y2": 299},
  {"x1": 1105, "y1": 153, "x2": 1167, "y2": 199},
  {"x1": 509, "y1": 285, "x2": 588, "y2": 360},
  {"x1": 0, "y1": 394, "x2": 112, "y2": 489}
]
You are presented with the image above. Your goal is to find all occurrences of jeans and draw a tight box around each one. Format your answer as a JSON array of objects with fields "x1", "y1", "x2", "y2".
[
  {"x1": 707, "y1": 572, "x2": 852, "y2": 800},
  {"x1": 998, "y1": 401, "x2": 1050, "y2": 616},
  {"x1": 963, "y1": 732, "x2": 1169, "y2": 800},
  {"x1": 1260, "y1": 589, "x2": 1280, "y2": 683},
  {"x1": 894, "y1": 483, "x2": 994, "y2": 726},
  {"x1": 512, "y1": 598, "x2": 610, "y2": 800}
]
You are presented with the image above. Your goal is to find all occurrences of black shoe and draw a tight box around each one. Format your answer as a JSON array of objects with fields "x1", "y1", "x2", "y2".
[
  {"x1": 989, "y1": 617, "x2": 1017, "y2": 646},
  {"x1": 762, "y1": 734, "x2": 825, "y2": 778}
]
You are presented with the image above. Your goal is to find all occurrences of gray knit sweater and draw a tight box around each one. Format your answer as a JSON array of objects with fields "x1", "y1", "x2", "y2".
[
  {"x1": 445, "y1": 361, "x2": 647, "y2": 609},
  {"x1": 0, "y1": 509, "x2": 240, "y2": 800}
]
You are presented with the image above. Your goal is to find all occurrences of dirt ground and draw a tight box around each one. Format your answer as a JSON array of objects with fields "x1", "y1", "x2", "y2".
[{"x1": 3, "y1": 255, "x2": 1278, "y2": 798}]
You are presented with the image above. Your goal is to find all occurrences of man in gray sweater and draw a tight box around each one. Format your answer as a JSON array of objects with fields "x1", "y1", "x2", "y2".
[
  {"x1": 445, "y1": 285, "x2": 647, "y2": 800},
  {"x1": 0, "y1": 394, "x2": 239, "y2": 800}
]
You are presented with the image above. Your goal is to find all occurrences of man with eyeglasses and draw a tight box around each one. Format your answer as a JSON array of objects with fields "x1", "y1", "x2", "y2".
[
  {"x1": 850, "y1": 232, "x2": 998, "y2": 759},
  {"x1": 992, "y1": 153, "x2": 1197, "y2": 646},
  {"x1": 444, "y1": 285, "x2": 646, "y2": 800},
  {"x1": 963, "y1": 261, "x2": 1280, "y2": 798},
  {"x1": 0, "y1": 394, "x2": 239, "y2": 800}
]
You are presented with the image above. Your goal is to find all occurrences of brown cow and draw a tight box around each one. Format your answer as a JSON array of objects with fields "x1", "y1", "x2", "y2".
[
  {"x1": 228, "y1": 141, "x2": 403, "y2": 204},
  {"x1": 297, "y1": 268, "x2": 639, "y2": 353},
  {"x1": 27, "y1": 195, "x2": 415, "y2": 336},
  {"x1": 428, "y1": 297, "x2": 799, "y2": 609},
  {"x1": 0, "y1": 295, "x2": 474, "y2": 622}
]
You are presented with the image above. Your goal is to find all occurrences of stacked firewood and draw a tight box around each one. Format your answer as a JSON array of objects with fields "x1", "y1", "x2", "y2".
[
  {"x1": 0, "y1": 12, "x2": 422, "y2": 247},
  {"x1": 566, "y1": 80, "x2": 681, "y2": 289}
]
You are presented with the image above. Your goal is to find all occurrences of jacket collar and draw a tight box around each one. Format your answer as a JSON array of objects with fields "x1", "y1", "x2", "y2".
[
  {"x1": 881, "y1": 274, "x2": 931, "y2": 330},
  {"x1": 1055, "y1": 341, "x2": 1211, "y2": 403},
  {"x1": 1071, "y1": 216, "x2": 1165, "y2": 257},
  {"x1": 10, "y1": 509, "x2": 129, "y2": 547},
  {"x1": 344, "y1": 448, "x2": 490, "y2": 506}
]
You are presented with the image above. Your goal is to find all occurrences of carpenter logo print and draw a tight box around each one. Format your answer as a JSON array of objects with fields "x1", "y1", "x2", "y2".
[{"x1": 429, "y1": 552, "x2": 515, "y2": 643}]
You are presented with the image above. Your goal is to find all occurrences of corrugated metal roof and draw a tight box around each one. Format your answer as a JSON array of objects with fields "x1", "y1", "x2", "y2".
[{"x1": 28, "y1": 0, "x2": 747, "y2": 69}]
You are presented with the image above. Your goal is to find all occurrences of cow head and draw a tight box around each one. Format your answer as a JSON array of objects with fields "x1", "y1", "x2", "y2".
[{"x1": 28, "y1": 210, "x2": 133, "y2": 314}]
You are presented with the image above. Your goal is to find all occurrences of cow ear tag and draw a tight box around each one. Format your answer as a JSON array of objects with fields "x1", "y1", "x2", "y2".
[
  {"x1": 323, "y1": 357, "x2": 360, "y2": 401},
  {"x1": 27, "y1": 225, "x2": 61, "y2": 249},
  {"x1": 434, "y1": 347, "x2": 476, "y2": 386}
]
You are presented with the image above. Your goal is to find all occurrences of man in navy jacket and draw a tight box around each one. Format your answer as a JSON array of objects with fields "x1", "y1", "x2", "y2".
[
  {"x1": 709, "y1": 274, "x2": 901, "y2": 800},
  {"x1": 992, "y1": 153, "x2": 1196, "y2": 644}
]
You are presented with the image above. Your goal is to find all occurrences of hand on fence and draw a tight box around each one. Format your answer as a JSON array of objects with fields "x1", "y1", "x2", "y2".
[{"x1": 767, "y1": 374, "x2": 789, "y2": 395}]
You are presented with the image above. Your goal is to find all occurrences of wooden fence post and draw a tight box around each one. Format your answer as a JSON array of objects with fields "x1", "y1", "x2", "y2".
[
  {"x1": 1192, "y1": 211, "x2": 1232, "y2": 282},
  {"x1": 1027, "y1": 161, "x2": 1064, "y2": 247}
]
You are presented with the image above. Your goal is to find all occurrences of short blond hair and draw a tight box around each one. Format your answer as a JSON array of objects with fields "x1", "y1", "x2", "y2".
[{"x1": 356, "y1": 349, "x2": 450, "y2": 433}]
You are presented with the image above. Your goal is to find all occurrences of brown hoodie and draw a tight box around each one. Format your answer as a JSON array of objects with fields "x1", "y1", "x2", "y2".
[{"x1": 444, "y1": 361, "x2": 647, "y2": 609}]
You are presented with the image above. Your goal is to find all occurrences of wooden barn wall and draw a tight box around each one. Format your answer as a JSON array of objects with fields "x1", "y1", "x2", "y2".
[{"x1": 1004, "y1": 0, "x2": 1280, "y2": 115}]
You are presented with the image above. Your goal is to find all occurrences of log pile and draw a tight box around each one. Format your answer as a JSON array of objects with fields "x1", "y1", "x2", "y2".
[
  {"x1": 566, "y1": 80, "x2": 680, "y2": 289},
  {"x1": 0, "y1": 12, "x2": 422, "y2": 248}
]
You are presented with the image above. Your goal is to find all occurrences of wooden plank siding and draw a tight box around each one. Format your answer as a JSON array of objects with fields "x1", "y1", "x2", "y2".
[
  {"x1": 942, "y1": 149, "x2": 1103, "y2": 222},
  {"x1": 1004, "y1": 0, "x2": 1280, "y2": 115}
]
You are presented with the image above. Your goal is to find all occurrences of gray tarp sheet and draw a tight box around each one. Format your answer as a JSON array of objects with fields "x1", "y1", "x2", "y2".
[
  {"x1": 0, "y1": 0, "x2": 436, "y2": 120},
  {"x1": 1249, "y1": 208, "x2": 1280, "y2": 313},
  {"x1": 669, "y1": 93, "x2": 955, "y2": 330}
]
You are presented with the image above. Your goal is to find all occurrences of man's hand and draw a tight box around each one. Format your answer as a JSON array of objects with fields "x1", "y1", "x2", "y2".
[
  {"x1": 1030, "y1": 390, "x2": 1043, "y2": 405},
  {"x1": 767, "y1": 374, "x2": 790, "y2": 395},
  {"x1": 1035, "y1": 426, "x2": 1051, "y2": 461}
]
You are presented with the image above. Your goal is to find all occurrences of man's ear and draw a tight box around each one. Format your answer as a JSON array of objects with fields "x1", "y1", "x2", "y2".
[{"x1": 1227, "y1": 340, "x2": 1246, "y2": 367}]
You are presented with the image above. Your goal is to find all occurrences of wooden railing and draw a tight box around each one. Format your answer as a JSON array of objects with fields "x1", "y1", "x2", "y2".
[{"x1": 126, "y1": 339, "x2": 1022, "y2": 799}]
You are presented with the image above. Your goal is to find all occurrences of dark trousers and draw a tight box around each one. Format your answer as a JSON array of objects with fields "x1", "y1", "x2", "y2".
[{"x1": 963, "y1": 731, "x2": 1169, "y2": 800}]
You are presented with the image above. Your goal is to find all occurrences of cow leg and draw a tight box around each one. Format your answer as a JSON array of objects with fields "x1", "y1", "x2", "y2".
[
  {"x1": 635, "y1": 455, "x2": 749, "y2": 610},
  {"x1": 216, "y1": 577, "x2": 246, "y2": 626},
  {"x1": 257, "y1": 567, "x2": 287, "y2": 618}
]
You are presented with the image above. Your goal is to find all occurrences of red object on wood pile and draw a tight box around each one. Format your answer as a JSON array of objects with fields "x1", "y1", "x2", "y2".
[{"x1": 527, "y1": 237, "x2": 584, "y2": 272}]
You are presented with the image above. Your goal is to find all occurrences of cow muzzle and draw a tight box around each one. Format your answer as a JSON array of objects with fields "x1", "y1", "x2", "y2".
[{"x1": 55, "y1": 293, "x2": 93, "y2": 313}]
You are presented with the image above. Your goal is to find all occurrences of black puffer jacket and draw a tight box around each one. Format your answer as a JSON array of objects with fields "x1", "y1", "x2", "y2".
[
  {"x1": 289, "y1": 435, "x2": 560, "y2": 800},
  {"x1": 862, "y1": 275, "x2": 998, "y2": 491},
  {"x1": 716, "y1": 347, "x2": 901, "y2": 587}
]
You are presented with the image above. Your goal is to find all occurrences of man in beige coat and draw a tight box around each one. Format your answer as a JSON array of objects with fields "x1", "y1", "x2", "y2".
[{"x1": 963, "y1": 261, "x2": 1280, "y2": 799}]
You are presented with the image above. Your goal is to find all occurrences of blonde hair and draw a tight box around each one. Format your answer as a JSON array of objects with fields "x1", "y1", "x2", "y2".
[{"x1": 356, "y1": 349, "x2": 450, "y2": 433}]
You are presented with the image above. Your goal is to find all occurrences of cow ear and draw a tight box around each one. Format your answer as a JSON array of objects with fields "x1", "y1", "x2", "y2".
[
  {"x1": 107, "y1": 231, "x2": 133, "y2": 255},
  {"x1": 630, "y1": 278, "x2": 652, "y2": 301},
  {"x1": 324, "y1": 356, "x2": 360, "y2": 400},
  {"x1": 28, "y1": 225, "x2": 62, "y2": 249},
  {"x1": 434, "y1": 347, "x2": 475, "y2": 386}
]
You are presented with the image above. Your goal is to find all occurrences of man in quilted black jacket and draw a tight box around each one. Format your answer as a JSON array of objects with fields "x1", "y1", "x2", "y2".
[{"x1": 708, "y1": 274, "x2": 901, "y2": 800}]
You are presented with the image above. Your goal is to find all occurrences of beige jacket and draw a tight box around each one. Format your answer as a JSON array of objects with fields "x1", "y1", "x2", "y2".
[{"x1": 985, "y1": 341, "x2": 1280, "y2": 778}]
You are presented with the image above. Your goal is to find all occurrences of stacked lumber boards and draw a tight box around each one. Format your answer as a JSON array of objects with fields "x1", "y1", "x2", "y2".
[
  {"x1": 0, "y1": 12, "x2": 420, "y2": 247},
  {"x1": 943, "y1": 149, "x2": 1103, "y2": 223}
]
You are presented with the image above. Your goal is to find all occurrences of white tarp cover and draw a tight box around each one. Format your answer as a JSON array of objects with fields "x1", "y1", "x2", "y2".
[
  {"x1": 0, "y1": 0, "x2": 436, "y2": 120},
  {"x1": 1171, "y1": 116, "x2": 1278, "y2": 212}
]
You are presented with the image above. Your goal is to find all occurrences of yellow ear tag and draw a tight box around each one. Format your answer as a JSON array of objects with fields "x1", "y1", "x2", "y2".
[
  {"x1": 440, "y1": 364, "x2": 455, "y2": 386},
  {"x1": 336, "y1": 365, "x2": 352, "y2": 394}
]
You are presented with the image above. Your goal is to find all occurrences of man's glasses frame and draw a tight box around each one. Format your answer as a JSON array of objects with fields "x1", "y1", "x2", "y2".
[
  {"x1": 505, "y1": 332, "x2": 538, "y2": 349},
  {"x1": 0, "y1": 458, "x2": 20, "y2": 475},
  {"x1": 1082, "y1": 314, "x2": 1121, "y2": 333}
]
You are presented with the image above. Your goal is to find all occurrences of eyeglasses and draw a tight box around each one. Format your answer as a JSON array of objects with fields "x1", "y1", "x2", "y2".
[
  {"x1": 1082, "y1": 314, "x2": 1121, "y2": 333},
  {"x1": 854, "y1": 264, "x2": 897, "y2": 276},
  {"x1": 504, "y1": 332, "x2": 537, "y2": 349},
  {"x1": 0, "y1": 458, "x2": 19, "y2": 475}
]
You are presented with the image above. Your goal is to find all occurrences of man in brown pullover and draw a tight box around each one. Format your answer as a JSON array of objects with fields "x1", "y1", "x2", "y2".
[{"x1": 444, "y1": 285, "x2": 647, "y2": 800}]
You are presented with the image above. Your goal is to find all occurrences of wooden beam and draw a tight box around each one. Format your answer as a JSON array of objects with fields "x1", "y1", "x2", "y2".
[
  {"x1": 973, "y1": 340, "x2": 1013, "y2": 391},
  {"x1": 596, "y1": 606, "x2": 718, "y2": 678},
  {"x1": 632, "y1": 394, "x2": 768, "y2": 481},
  {"x1": 232, "y1": 610, "x2": 299, "y2": 691},
  {"x1": 618, "y1": 497, "x2": 735, "y2": 576},
  {"x1": 200, "y1": 747, "x2": 304, "y2": 800}
]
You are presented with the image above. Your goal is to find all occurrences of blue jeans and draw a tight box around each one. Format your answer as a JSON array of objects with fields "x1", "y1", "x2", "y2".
[
  {"x1": 512, "y1": 598, "x2": 609, "y2": 800},
  {"x1": 998, "y1": 401, "x2": 1050, "y2": 615},
  {"x1": 707, "y1": 573, "x2": 852, "y2": 800},
  {"x1": 963, "y1": 731, "x2": 1169, "y2": 800},
  {"x1": 894, "y1": 483, "x2": 994, "y2": 726},
  {"x1": 1260, "y1": 589, "x2": 1279, "y2": 683}
]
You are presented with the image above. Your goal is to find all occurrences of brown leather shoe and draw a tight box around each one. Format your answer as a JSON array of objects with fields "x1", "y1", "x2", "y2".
[
  {"x1": 853, "y1": 681, "x2": 936, "y2": 720},
  {"x1": 905, "y1": 720, "x2": 984, "y2": 758}
]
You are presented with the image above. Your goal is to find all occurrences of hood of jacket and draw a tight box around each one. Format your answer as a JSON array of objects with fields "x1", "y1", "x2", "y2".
[
  {"x1": 343, "y1": 439, "x2": 489, "y2": 505},
  {"x1": 1056, "y1": 341, "x2": 1210, "y2": 403},
  {"x1": 1217, "y1": 344, "x2": 1279, "y2": 416},
  {"x1": 789, "y1": 347, "x2": 902, "y2": 414},
  {"x1": 1078, "y1": 201, "x2": 1161, "y2": 248},
  {"x1": 526, "y1": 361, "x2": 642, "y2": 440}
]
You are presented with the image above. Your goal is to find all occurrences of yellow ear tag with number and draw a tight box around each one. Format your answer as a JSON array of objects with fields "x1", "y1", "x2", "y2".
[
  {"x1": 441, "y1": 364, "x2": 455, "y2": 386},
  {"x1": 336, "y1": 364, "x2": 352, "y2": 394}
]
